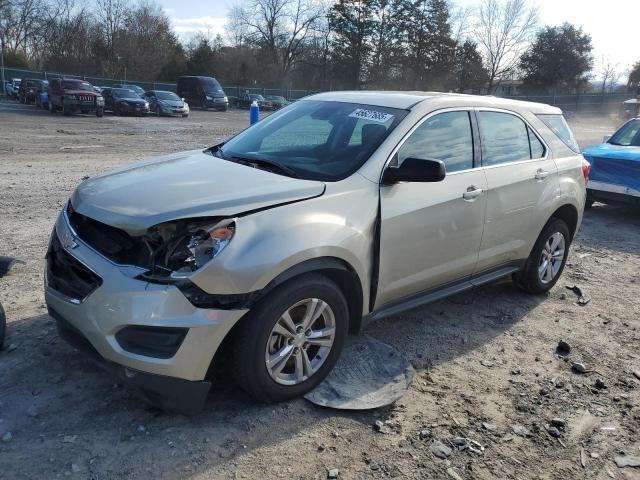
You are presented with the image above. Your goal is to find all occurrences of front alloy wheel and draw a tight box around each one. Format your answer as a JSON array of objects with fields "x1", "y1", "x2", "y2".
[
  {"x1": 233, "y1": 274, "x2": 348, "y2": 403},
  {"x1": 265, "y1": 298, "x2": 336, "y2": 386}
]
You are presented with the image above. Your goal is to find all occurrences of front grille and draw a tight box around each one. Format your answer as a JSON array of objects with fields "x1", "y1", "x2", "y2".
[
  {"x1": 67, "y1": 204, "x2": 148, "y2": 266},
  {"x1": 78, "y1": 95, "x2": 94, "y2": 102},
  {"x1": 46, "y1": 232, "x2": 102, "y2": 301}
]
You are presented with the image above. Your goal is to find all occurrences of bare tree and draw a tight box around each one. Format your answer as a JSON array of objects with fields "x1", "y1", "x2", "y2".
[
  {"x1": 474, "y1": 0, "x2": 538, "y2": 93},
  {"x1": 95, "y1": 0, "x2": 129, "y2": 75},
  {"x1": 599, "y1": 59, "x2": 622, "y2": 93},
  {"x1": 236, "y1": 0, "x2": 326, "y2": 81}
]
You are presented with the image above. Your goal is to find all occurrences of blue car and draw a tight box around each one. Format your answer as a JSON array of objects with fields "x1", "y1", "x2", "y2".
[{"x1": 582, "y1": 118, "x2": 640, "y2": 208}]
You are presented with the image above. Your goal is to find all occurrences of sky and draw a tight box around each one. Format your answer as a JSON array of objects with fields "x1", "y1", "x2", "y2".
[{"x1": 158, "y1": 0, "x2": 639, "y2": 81}]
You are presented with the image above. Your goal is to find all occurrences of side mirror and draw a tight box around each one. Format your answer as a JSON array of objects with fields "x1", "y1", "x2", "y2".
[
  {"x1": 382, "y1": 157, "x2": 446, "y2": 184},
  {"x1": 603, "y1": 135, "x2": 612, "y2": 143}
]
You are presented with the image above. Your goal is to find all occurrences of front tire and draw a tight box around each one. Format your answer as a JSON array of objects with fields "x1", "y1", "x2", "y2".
[
  {"x1": 513, "y1": 218, "x2": 571, "y2": 294},
  {"x1": 49, "y1": 101, "x2": 57, "y2": 113},
  {"x1": 96, "y1": 107, "x2": 104, "y2": 118},
  {"x1": 233, "y1": 274, "x2": 348, "y2": 403}
]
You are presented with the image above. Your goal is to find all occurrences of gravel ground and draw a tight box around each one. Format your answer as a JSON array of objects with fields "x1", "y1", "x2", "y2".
[{"x1": 1, "y1": 100, "x2": 639, "y2": 480}]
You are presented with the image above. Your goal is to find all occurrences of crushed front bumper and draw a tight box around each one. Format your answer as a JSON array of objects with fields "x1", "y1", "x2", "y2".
[{"x1": 45, "y1": 210, "x2": 248, "y2": 413}]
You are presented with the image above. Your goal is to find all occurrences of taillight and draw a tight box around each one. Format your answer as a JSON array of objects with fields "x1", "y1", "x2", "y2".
[{"x1": 581, "y1": 158, "x2": 591, "y2": 185}]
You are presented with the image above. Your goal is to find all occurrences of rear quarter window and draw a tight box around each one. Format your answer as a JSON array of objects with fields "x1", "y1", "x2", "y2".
[{"x1": 537, "y1": 114, "x2": 580, "y2": 153}]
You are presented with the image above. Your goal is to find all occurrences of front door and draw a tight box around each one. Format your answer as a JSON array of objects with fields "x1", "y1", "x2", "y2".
[{"x1": 376, "y1": 110, "x2": 487, "y2": 308}]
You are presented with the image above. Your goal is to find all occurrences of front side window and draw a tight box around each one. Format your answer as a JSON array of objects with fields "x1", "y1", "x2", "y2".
[
  {"x1": 217, "y1": 100, "x2": 408, "y2": 181},
  {"x1": 397, "y1": 111, "x2": 474, "y2": 173},
  {"x1": 479, "y1": 111, "x2": 534, "y2": 165},
  {"x1": 608, "y1": 119, "x2": 640, "y2": 147}
]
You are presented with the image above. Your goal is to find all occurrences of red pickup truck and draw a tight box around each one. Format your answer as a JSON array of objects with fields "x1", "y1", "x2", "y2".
[{"x1": 48, "y1": 78, "x2": 104, "y2": 117}]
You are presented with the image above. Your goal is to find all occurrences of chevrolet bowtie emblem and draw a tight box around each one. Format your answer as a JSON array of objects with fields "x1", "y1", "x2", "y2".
[{"x1": 61, "y1": 232, "x2": 78, "y2": 250}]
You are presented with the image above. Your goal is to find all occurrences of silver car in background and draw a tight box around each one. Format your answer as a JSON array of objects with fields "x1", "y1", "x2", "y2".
[{"x1": 45, "y1": 92, "x2": 588, "y2": 413}]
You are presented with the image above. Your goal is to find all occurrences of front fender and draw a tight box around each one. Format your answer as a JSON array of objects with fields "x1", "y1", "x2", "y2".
[{"x1": 188, "y1": 176, "x2": 378, "y2": 315}]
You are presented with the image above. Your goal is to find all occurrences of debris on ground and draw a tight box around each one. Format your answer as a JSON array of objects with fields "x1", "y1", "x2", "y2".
[
  {"x1": 565, "y1": 285, "x2": 591, "y2": 306},
  {"x1": 446, "y1": 467, "x2": 464, "y2": 480},
  {"x1": 0, "y1": 256, "x2": 25, "y2": 278},
  {"x1": 305, "y1": 336, "x2": 415, "y2": 410},
  {"x1": 556, "y1": 340, "x2": 571, "y2": 356},
  {"x1": 1, "y1": 431, "x2": 12, "y2": 443},
  {"x1": 614, "y1": 456, "x2": 640, "y2": 468},
  {"x1": 429, "y1": 440, "x2": 452, "y2": 459},
  {"x1": 327, "y1": 468, "x2": 340, "y2": 478},
  {"x1": 451, "y1": 437, "x2": 484, "y2": 454},
  {"x1": 571, "y1": 362, "x2": 587, "y2": 374}
]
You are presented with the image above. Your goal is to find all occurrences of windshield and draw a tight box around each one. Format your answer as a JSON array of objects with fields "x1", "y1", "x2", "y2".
[
  {"x1": 62, "y1": 81, "x2": 92, "y2": 91},
  {"x1": 200, "y1": 77, "x2": 223, "y2": 94},
  {"x1": 267, "y1": 96, "x2": 285, "y2": 101},
  {"x1": 249, "y1": 94, "x2": 265, "y2": 101},
  {"x1": 156, "y1": 91, "x2": 180, "y2": 101},
  {"x1": 217, "y1": 100, "x2": 408, "y2": 181},
  {"x1": 608, "y1": 119, "x2": 640, "y2": 147},
  {"x1": 113, "y1": 88, "x2": 140, "y2": 99}
]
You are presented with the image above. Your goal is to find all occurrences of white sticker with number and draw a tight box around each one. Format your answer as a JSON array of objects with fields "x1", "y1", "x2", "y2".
[{"x1": 349, "y1": 108, "x2": 394, "y2": 123}]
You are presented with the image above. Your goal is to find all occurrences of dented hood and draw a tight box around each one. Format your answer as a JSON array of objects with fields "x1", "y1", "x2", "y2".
[{"x1": 71, "y1": 149, "x2": 325, "y2": 234}]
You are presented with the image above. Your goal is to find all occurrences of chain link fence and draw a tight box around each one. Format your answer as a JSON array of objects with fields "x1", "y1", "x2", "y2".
[
  {"x1": 2, "y1": 66, "x2": 634, "y2": 114},
  {"x1": 1, "y1": 66, "x2": 319, "y2": 102}
]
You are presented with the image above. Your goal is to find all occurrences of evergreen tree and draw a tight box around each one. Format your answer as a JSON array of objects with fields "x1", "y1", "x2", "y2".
[
  {"x1": 329, "y1": 0, "x2": 376, "y2": 89},
  {"x1": 454, "y1": 40, "x2": 488, "y2": 93},
  {"x1": 520, "y1": 23, "x2": 593, "y2": 94}
]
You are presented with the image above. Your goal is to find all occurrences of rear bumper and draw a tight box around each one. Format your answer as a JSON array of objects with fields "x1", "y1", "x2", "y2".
[{"x1": 51, "y1": 308, "x2": 211, "y2": 414}]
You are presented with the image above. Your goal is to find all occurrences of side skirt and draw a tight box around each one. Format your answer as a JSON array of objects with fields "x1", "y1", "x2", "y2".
[{"x1": 361, "y1": 260, "x2": 525, "y2": 327}]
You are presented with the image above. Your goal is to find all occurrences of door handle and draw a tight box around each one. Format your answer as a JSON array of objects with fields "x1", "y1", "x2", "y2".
[
  {"x1": 535, "y1": 169, "x2": 549, "y2": 180},
  {"x1": 462, "y1": 185, "x2": 483, "y2": 201}
]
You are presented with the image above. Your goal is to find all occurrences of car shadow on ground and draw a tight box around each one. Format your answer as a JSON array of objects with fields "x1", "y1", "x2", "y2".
[{"x1": 0, "y1": 276, "x2": 547, "y2": 478}]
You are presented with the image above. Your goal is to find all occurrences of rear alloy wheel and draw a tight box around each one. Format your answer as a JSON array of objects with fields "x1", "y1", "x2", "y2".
[
  {"x1": 233, "y1": 274, "x2": 348, "y2": 402},
  {"x1": 513, "y1": 218, "x2": 571, "y2": 294}
]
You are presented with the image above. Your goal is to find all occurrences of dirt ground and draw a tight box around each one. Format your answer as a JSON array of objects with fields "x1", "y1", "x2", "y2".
[{"x1": 1, "y1": 100, "x2": 639, "y2": 480}]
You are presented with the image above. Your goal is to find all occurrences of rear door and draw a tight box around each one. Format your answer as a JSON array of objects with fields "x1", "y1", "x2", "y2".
[
  {"x1": 474, "y1": 109, "x2": 558, "y2": 272},
  {"x1": 376, "y1": 109, "x2": 488, "y2": 308}
]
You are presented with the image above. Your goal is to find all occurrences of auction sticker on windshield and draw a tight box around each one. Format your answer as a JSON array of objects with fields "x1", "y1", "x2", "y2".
[{"x1": 349, "y1": 108, "x2": 394, "y2": 123}]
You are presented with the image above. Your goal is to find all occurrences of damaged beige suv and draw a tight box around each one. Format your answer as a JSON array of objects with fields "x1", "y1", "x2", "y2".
[{"x1": 45, "y1": 92, "x2": 588, "y2": 413}]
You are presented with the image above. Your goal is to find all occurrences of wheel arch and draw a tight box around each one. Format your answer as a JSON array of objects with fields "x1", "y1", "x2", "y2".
[
  {"x1": 205, "y1": 256, "x2": 365, "y2": 379},
  {"x1": 256, "y1": 257, "x2": 364, "y2": 335},
  {"x1": 550, "y1": 203, "x2": 579, "y2": 240}
]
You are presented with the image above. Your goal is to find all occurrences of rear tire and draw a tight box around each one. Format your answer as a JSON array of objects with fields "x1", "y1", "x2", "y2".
[
  {"x1": 513, "y1": 218, "x2": 571, "y2": 294},
  {"x1": 233, "y1": 274, "x2": 348, "y2": 403}
]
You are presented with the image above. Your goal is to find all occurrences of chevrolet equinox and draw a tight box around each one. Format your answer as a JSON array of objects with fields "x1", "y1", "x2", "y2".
[{"x1": 45, "y1": 92, "x2": 588, "y2": 413}]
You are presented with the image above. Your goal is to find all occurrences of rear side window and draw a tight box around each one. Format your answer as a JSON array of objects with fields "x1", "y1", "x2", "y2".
[
  {"x1": 397, "y1": 111, "x2": 474, "y2": 173},
  {"x1": 537, "y1": 114, "x2": 579, "y2": 152},
  {"x1": 528, "y1": 126, "x2": 545, "y2": 158},
  {"x1": 478, "y1": 112, "x2": 532, "y2": 165}
]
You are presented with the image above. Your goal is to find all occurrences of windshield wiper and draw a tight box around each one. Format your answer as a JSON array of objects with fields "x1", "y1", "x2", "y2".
[
  {"x1": 231, "y1": 156, "x2": 299, "y2": 178},
  {"x1": 207, "y1": 145, "x2": 299, "y2": 178}
]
